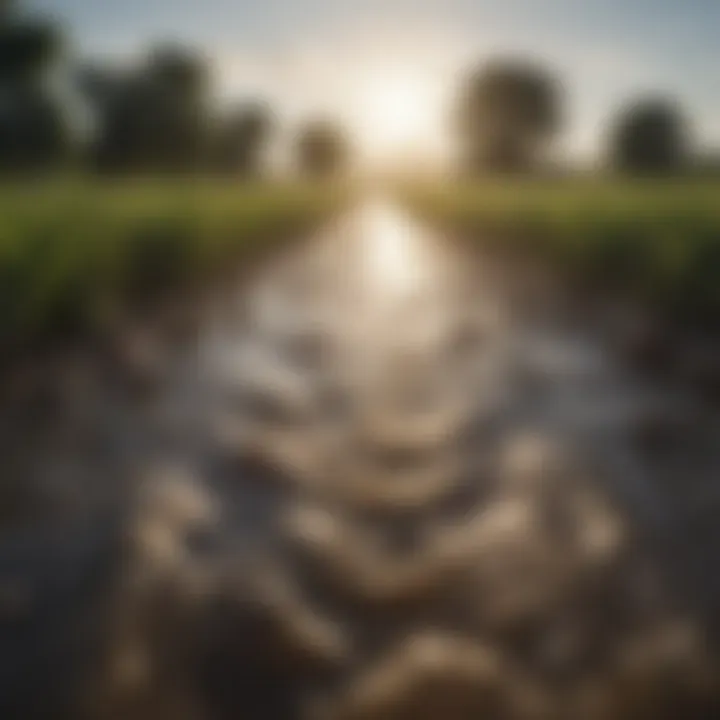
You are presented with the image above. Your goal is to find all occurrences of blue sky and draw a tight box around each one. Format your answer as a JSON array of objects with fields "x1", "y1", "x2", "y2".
[{"x1": 28, "y1": 0, "x2": 720, "y2": 164}]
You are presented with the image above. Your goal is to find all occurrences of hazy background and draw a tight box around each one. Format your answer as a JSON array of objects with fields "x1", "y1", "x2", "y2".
[{"x1": 27, "y1": 0, "x2": 720, "y2": 170}]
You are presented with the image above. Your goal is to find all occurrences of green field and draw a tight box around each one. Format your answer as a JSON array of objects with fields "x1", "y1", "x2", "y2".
[
  {"x1": 2, "y1": 179, "x2": 719, "y2": 361},
  {"x1": 403, "y1": 179, "x2": 720, "y2": 326},
  {"x1": 0, "y1": 181, "x2": 344, "y2": 356}
]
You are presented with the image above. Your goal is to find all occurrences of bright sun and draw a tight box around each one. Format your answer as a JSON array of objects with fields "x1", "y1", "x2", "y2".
[{"x1": 354, "y1": 70, "x2": 442, "y2": 166}]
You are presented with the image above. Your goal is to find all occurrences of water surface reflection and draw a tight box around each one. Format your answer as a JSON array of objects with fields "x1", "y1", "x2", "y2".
[{"x1": 0, "y1": 199, "x2": 718, "y2": 719}]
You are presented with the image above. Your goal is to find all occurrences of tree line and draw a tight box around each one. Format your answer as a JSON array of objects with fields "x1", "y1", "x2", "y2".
[
  {"x1": 0, "y1": 1, "x2": 350, "y2": 177},
  {"x1": 0, "y1": 1, "x2": 713, "y2": 178},
  {"x1": 456, "y1": 58, "x2": 699, "y2": 176}
]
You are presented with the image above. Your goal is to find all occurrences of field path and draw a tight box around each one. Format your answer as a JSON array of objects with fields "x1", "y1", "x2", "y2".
[{"x1": 1, "y1": 198, "x2": 719, "y2": 719}]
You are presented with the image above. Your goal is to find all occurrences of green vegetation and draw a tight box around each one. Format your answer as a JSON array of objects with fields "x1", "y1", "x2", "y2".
[
  {"x1": 403, "y1": 179, "x2": 720, "y2": 325},
  {"x1": 0, "y1": 181, "x2": 343, "y2": 355}
]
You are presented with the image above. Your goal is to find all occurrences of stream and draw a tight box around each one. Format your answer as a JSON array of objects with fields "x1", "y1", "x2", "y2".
[{"x1": 1, "y1": 199, "x2": 719, "y2": 719}]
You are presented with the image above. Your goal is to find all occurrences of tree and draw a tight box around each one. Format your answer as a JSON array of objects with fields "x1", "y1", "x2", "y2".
[
  {"x1": 296, "y1": 120, "x2": 349, "y2": 178},
  {"x1": 144, "y1": 44, "x2": 210, "y2": 171},
  {"x1": 456, "y1": 58, "x2": 561, "y2": 174},
  {"x1": 0, "y1": 9, "x2": 69, "y2": 172},
  {"x1": 610, "y1": 97, "x2": 689, "y2": 175},
  {"x1": 0, "y1": 17, "x2": 61, "y2": 82},
  {"x1": 213, "y1": 102, "x2": 273, "y2": 177},
  {"x1": 81, "y1": 43, "x2": 211, "y2": 174}
]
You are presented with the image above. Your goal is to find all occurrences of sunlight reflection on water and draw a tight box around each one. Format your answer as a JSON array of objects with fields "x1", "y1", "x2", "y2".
[
  {"x1": 1, "y1": 198, "x2": 717, "y2": 720},
  {"x1": 356, "y1": 199, "x2": 438, "y2": 301}
]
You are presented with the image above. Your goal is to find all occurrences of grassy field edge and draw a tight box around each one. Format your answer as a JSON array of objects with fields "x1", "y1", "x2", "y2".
[
  {"x1": 400, "y1": 180, "x2": 720, "y2": 330},
  {"x1": 0, "y1": 181, "x2": 346, "y2": 360}
]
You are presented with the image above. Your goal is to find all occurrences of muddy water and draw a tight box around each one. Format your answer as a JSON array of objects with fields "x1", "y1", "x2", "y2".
[{"x1": 1, "y1": 200, "x2": 719, "y2": 719}]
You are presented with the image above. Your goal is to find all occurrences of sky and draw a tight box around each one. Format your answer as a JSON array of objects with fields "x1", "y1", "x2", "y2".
[{"x1": 28, "y1": 0, "x2": 720, "y2": 167}]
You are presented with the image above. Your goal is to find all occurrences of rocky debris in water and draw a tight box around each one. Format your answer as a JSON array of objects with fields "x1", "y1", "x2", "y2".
[
  {"x1": 1, "y1": 201, "x2": 719, "y2": 720},
  {"x1": 317, "y1": 633, "x2": 550, "y2": 720}
]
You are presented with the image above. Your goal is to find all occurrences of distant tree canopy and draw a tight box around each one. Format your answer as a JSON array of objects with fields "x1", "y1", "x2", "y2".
[
  {"x1": 297, "y1": 120, "x2": 349, "y2": 177},
  {"x1": 81, "y1": 44, "x2": 212, "y2": 173},
  {"x1": 0, "y1": 4, "x2": 69, "y2": 172},
  {"x1": 456, "y1": 59, "x2": 562, "y2": 174},
  {"x1": 0, "y1": 17, "x2": 60, "y2": 81},
  {"x1": 0, "y1": 1, "x2": 707, "y2": 181},
  {"x1": 213, "y1": 102, "x2": 273, "y2": 177},
  {"x1": 610, "y1": 98, "x2": 689, "y2": 175}
]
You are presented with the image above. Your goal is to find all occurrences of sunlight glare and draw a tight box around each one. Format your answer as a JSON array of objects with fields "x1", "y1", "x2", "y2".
[
  {"x1": 361, "y1": 201, "x2": 427, "y2": 297},
  {"x1": 355, "y1": 70, "x2": 442, "y2": 165}
]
